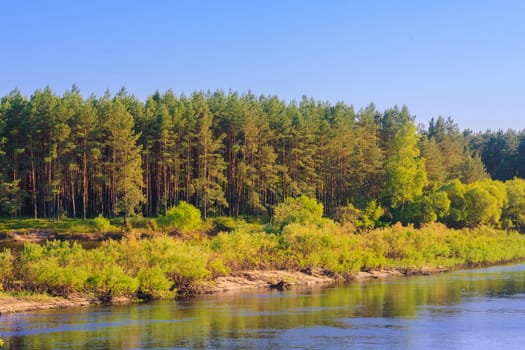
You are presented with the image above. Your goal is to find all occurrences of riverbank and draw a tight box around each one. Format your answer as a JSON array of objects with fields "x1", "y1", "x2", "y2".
[
  {"x1": 0, "y1": 293, "x2": 134, "y2": 314},
  {"x1": 199, "y1": 266, "x2": 451, "y2": 294},
  {"x1": 0, "y1": 266, "x2": 451, "y2": 314},
  {"x1": 2, "y1": 223, "x2": 525, "y2": 315}
]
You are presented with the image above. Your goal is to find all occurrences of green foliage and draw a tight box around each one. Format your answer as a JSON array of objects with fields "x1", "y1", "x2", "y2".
[
  {"x1": 503, "y1": 178, "x2": 525, "y2": 231},
  {"x1": 105, "y1": 100, "x2": 145, "y2": 222},
  {"x1": 419, "y1": 136, "x2": 446, "y2": 187},
  {"x1": 136, "y1": 266, "x2": 173, "y2": 299},
  {"x1": 0, "y1": 180, "x2": 22, "y2": 216},
  {"x1": 86, "y1": 264, "x2": 139, "y2": 300},
  {"x1": 272, "y1": 196, "x2": 325, "y2": 231},
  {"x1": 1, "y1": 86, "x2": 524, "y2": 231},
  {"x1": 281, "y1": 222, "x2": 363, "y2": 273},
  {"x1": 458, "y1": 155, "x2": 489, "y2": 184},
  {"x1": 93, "y1": 215, "x2": 114, "y2": 233},
  {"x1": 440, "y1": 180, "x2": 468, "y2": 227},
  {"x1": 164, "y1": 243, "x2": 210, "y2": 293},
  {"x1": 464, "y1": 180, "x2": 507, "y2": 227},
  {"x1": 335, "y1": 200, "x2": 384, "y2": 231},
  {"x1": 383, "y1": 118, "x2": 428, "y2": 208},
  {"x1": 211, "y1": 216, "x2": 239, "y2": 233},
  {"x1": 402, "y1": 192, "x2": 450, "y2": 227},
  {"x1": 3, "y1": 218, "x2": 525, "y2": 301},
  {"x1": 103, "y1": 236, "x2": 210, "y2": 295},
  {"x1": 157, "y1": 201, "x2": 202, "y2": 234},
  {"x1": 21, "y1": 241, "x2": 90, "y2": 296},
  {"x1": 4, "y1": 87, "x2": 525, "y2": 303},
  {"x1": 0, "y1": 249, "x2": 14, "y2": 291},
  {"x1": 210, "y1": 230, "x2": 281, "y2": 270}
]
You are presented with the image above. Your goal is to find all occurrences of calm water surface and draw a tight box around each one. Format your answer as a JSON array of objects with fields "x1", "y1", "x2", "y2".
[{"x1": 2, "y1": 263, "x2": 525, "y2": 349}]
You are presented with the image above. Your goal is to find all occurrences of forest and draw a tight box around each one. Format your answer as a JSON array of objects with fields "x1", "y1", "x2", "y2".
[{"x1": 0, "y1": 86, "x2": 525, "y2": 230}]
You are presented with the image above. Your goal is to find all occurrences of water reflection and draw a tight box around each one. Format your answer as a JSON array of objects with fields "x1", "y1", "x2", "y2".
[{"x1": 2, "y1": 263, "x2": 525, "y2": 349}]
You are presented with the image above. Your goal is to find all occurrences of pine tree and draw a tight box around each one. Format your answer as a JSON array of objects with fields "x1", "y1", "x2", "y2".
[
  {"x1": 104, "y1": 100, "x2": 145, "y2": 225},
  {"x1": 350, "y1": 104, "x2": 384, "y2": 205},
  {"x1": 419, "y1": 136, "x2": 446, "y2": 188},
  {"x1": 192, "y1": 93, "x2": 227, "y2": 219}
]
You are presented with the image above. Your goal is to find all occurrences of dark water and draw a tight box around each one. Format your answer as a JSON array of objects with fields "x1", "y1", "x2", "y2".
[{"x1": 2, "y1": 263, "x2": 525, "y2": 349}]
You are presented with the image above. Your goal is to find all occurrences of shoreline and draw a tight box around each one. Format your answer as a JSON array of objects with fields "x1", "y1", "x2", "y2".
[{"x1": 0, "y1": 266, "x2": 449, "y2": 315}]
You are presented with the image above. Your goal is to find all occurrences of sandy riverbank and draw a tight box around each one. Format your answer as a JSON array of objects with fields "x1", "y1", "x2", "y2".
[
  {"x1": 0, "y1": 294, "x2": 132, "y2": 314},
  {"x1": 0, "y1": 266, "x2": 449, "y2": 314}
]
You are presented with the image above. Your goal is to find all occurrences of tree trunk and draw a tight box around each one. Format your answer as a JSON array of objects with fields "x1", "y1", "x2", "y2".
[
  {"x1": 82, "y1": 143, "x2": 88, "y2": 220},
  {"x1": 31, "y1": 156, "x2": 37, "y2": 219}
]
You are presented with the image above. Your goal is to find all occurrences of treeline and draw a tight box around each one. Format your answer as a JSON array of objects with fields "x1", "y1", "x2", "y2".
[{"x1": 0, "y1": 86, "x2": 524, "y2": 227}]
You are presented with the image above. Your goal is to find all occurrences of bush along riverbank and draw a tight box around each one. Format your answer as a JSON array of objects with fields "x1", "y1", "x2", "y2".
[{"x1": 2, "y1": 221, "x2": 525, "y2": 314}]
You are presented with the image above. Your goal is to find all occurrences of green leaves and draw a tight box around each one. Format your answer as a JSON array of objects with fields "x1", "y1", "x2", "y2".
[
  {"x1": 157, "y1": 201, "x2": 202, "y2": 234},
  {"x1": 272, "y1": 195, "x2": 325, "y2": 231},
  {"x1": 383, "y1": 118, "x2": 427, "y2": 209},
  {"x1": 0, "y1": 86, "x2": 525, "y2": 232}
]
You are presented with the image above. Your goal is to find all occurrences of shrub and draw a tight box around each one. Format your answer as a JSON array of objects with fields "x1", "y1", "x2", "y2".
[
  {"x1": 164, "y1": 243, "x2": 210, "y2": 294},
  {"x1": 335, "y1": 200, "x2": 384, "y2": 231},
  {"x1": 157, "y1": 201, "x2": 202, "y2": 234},
  {"x1": 86, "y1": 265, "x2": 139, "y2": 300},
  {"x1": 136, "y1": 266, "x2": 174, "y2": 299},
  {"x1": 503, "y1": 178, "x2": 525, "y2": 231},
  {"x1": 402, "y1": 192, "x2": 450, "y2": 227},
  {"x1": 94, "y1": 215, "x2": 114, "y2": 233},
  {"x1": 212, "y1": 216, "x2": 239, "y2": 233},
  {"x1": 210, "y1": 230, "x2": 283, "y2": 270},
  {"x1": 272, "y1": 196, "x2": 325, "y2": 231},
  {"x1": 0, "y1": 249, "x2": 14, "y2": 291},
  {"x1": 20, "y1": 241, "x2": 90, "y2": 296}
]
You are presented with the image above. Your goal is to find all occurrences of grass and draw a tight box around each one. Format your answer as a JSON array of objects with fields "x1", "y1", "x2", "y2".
[
  {"x1": 0, "y1": 217, "x2": 102, "y2": 233},
  {"x1": 0, "y1": 290, "x2": 57, "y2": 303}
]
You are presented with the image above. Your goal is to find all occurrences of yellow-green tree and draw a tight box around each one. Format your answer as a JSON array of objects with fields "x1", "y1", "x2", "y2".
[{"x1": 383, "y1": 120, "x2": 427, "y2": 209}]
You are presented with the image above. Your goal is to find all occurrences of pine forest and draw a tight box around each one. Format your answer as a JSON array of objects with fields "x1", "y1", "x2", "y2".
[{"x1": 1, "y1": 86, "x2": 524, "y2": 231}]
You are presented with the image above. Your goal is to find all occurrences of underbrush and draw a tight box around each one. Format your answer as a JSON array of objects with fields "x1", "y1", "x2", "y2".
[{"x1": 2, "y1": 223, "x2": 525, "y2": 302}]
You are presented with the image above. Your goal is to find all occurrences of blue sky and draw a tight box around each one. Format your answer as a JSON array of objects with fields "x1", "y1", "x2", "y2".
[{"x1": 1, "y1": 1, "x2": 524, "y2": 131}]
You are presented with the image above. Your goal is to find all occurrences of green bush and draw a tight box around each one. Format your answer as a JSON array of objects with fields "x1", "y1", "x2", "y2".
[
  {"x1": 136, "y1": 266, "x2": 174, "y2": 298},
  {"x1": 5, "y1": 216, "x2": 525, "y2": 301},
  {"x1": 210, "y1": 230, "x2": 281, "y2": 270},
  {"x1": 0, "y1": 249, "x2": 14, "y2": 291},
  {"x1": 163, "y1": 242, "x2": 210, "y2": 293},
  {"x1": 20, "y1": 241, "x2": 89, "y2": 296},
  {"x1": 157, "y1": 201, "x2": 202, "y2": 234},
  {"x1": 86, "y1": 265, "x2": 139, "y2": 300},
  {"x1": 503, "y1": 178, "x2": 525, "y2": 231},
  {"x1": 94, "y1": 215, "x2": 114, "y2": 233},
  {"x1": 335, "y1": 200, "x2": 384, "y2": 231},
  {"x1": 212, "y1": 216, "x2": 239, "y2": 233},
  {"x1": 272, "y1": 195, "x2": 326, "y2": 231}
]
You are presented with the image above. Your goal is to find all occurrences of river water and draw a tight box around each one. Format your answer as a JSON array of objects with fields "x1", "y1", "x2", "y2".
[{"x1": 2, "y1": 263, "x2": 525, "y2": 349}]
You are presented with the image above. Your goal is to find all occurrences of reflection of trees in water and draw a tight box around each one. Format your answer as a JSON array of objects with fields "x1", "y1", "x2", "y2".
[{"x1": 9, "y1": 265, "x2": 525, "y2": 349}]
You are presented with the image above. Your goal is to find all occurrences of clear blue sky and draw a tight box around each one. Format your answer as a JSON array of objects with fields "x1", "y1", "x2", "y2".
[{"x1": 1, "y1": 0, "x2": 524, "y2": 131}]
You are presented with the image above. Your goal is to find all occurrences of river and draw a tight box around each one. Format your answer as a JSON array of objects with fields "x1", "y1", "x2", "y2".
[{"x1": 2, "y1": 263, "x2": 525, "y2": 349}]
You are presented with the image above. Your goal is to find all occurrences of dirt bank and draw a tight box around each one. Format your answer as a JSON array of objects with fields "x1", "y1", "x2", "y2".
[
  {"x1": 0, "y1": 266, "x2": 450, "y2": 314},
  {"x1": 198, "y1": 266, "x2": 450, "y2": 294},
  {"x1": 0, "y1": 294, "x2": 131, "y2": 314},
  {"x1": 200, "y1": 269, "x2": 335, "y2": 294}
]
